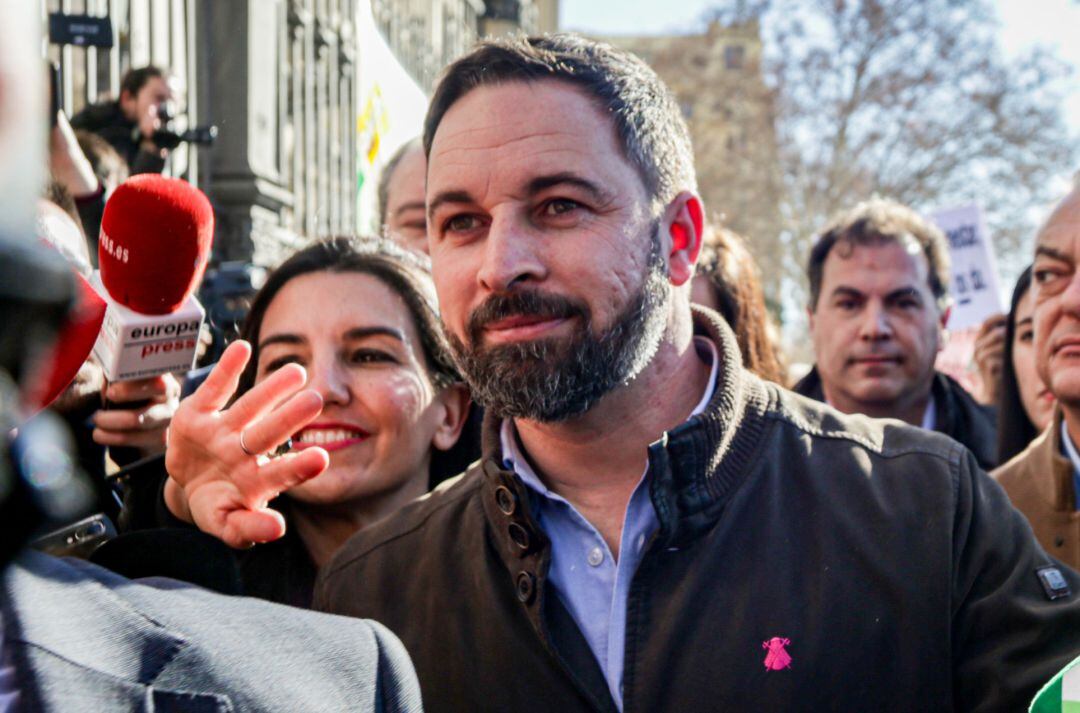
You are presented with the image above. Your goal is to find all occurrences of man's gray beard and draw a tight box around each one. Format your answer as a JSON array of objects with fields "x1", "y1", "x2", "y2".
[{"x1": 447, "y1": 237, "x2": 670, "y2": 423}]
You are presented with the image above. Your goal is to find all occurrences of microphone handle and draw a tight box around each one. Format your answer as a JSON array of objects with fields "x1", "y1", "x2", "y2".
[{"x1": 101, "y1": 396, "x2": 152, "y2": 467}]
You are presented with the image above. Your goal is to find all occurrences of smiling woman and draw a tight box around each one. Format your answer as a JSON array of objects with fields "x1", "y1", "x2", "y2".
[{"x1": 160, "y1": 237, "x2": 472, "y2": 607}]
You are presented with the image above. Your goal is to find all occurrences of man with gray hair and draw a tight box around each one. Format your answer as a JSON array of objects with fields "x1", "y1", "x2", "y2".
[
  {"x1": 794, "y1": 197, "x2": 998, "y2": 468},
  {"x1": 165, "y1": 34, "x2": 1080, "y2": 712},
  {"x1": 994, "y1": 179, "x2": 1080, "y2": 569}
]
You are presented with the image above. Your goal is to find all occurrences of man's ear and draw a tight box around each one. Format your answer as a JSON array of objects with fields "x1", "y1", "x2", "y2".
[
  {"x1": 663, "y1": 192, "x2": 705, "y2": 286},
  {"x1": 806, "y1": 305, "x2": 816, "y2": 333},
  {"x1": 940, "y1": 305, "x2": 951, "y2": 330},
  {"x1": 431, "y1": 383, "x2": 471, "y2": 452}
]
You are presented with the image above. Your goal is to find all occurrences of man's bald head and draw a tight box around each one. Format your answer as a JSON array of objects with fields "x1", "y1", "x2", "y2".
[
  {"x1": 1031, "y1": 180, "x2": 1080, "y2": 411},
  {"x1": 1036, "y1": 180, "x2": 1080, "y2": 245}
]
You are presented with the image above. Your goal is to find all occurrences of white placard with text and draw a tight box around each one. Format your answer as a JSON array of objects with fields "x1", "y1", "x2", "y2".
[{"x1": 931, "y1": 204, "x2": 1004, "y2": 331}]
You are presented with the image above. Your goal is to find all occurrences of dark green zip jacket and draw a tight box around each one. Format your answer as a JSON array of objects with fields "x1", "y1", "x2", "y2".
[{"x1": 316, "y1": 307, "x2": 1080, "y2": 713}]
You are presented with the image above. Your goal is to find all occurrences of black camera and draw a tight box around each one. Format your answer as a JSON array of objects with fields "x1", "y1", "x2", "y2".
[
  {"x1": 152, "y1": 105, "x2": 218, "y2": 150},
  {"x1": 151, "y1": 124, "x2": 219, "y2": 150}
]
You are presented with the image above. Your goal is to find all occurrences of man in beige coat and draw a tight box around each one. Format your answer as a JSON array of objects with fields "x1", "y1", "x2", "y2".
[{"x1": 994, "y1": 180, "x2": 1080, "y2": 570}]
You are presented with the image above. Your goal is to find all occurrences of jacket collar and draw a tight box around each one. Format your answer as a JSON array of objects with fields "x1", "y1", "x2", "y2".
[
  {"x1": 1023, "y1": 405, "x2": 1076, "y2": 511},
  {"x1": 792, "y1": 366, "x2": 997, "y2": 468},
  {"x1": 2, "y1": 551, "x2": 230, "y2": 711},
  {"x1": 478, "y1": 305, "x2": 772, "y2": 556}
]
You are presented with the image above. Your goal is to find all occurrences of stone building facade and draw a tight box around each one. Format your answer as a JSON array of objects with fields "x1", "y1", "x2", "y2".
[
  {"x1": 45, "y1": 0, "x2": 558, "y2": 266},
  {"x1": 44, "y1": 0, "x2": 358, "y2": 267},
  {"x1": 601, "y1": 21, "x2": 786, "y2": 302},
  {"x1": 373, "y1": 0, "x2": 559, "y2": 93}
]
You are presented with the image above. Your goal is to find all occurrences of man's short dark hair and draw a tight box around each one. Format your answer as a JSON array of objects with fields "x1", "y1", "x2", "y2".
[
  {"x1": 423, "y1": 33, "x2": 696, "y2": 209},
  {"x1": 378, "y1": 137, "x2": 422, "y2": 227},
  {"x1": 807, "y1": 197, "x2": 951, "y2": 312},
  {"x1": 119, "y1": 65, "x2": 166, "y2": 99}
]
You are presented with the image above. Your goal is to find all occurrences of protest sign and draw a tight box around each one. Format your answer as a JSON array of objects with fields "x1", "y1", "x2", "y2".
[{"x1": 931, "y1": 204, "x2": 1004, "y2": 331}]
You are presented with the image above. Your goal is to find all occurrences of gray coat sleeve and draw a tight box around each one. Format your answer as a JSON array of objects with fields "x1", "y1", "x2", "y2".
[{"x1": 369, "y1": 619, "x2": 424, "y2": 713}]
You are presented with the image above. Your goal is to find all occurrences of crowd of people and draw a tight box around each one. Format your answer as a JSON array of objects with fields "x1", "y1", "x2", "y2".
[{"x1": 3, "y1": 18, "x2": 1080, "y2": 713}]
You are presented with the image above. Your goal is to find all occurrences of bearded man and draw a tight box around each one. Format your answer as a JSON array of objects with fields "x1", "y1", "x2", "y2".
[{"x1": 164, "y1": 35, "x2": 1080, "y2": 712}]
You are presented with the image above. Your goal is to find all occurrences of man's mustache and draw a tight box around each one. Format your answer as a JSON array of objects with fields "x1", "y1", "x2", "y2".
[{"x1": 467, "y1": 290, "x2": 589, "y2": 344}]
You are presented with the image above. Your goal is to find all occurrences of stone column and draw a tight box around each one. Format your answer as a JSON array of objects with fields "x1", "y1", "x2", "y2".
[{"x1": 197, "y1": 0, "x2": 294, "y2": 264}]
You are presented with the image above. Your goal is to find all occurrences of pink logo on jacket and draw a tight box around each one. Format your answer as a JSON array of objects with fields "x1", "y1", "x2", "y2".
[{"x1": 762, "y1": 637, "x2": 792, "y2": 671}]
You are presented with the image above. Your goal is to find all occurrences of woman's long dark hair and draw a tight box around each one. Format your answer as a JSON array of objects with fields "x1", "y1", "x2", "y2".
[
  {"x1": 695, "y1": 226, "x2": 788, "y2": 385},
  {"x1": 235, "y1": 236, "x2": 477, "y2": 485},
  {"x1": 996, "y1": 265, "x2": 1038, "y2": 465}
]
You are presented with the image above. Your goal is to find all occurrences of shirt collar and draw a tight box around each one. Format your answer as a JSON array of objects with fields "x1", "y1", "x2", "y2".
[
  {"x1": 1060, "y1": 419, "x2": 1080, "y2": 479},
  {"x1": 920, "y1": 395, "x2": 937, "y2": 431},
  {"x1": 501, "y1": 336, "x2": 721, "y2": 494}
]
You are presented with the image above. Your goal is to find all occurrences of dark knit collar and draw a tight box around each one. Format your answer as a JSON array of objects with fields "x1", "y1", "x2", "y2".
[{"x1": 478, "y1": 305, "x2": 772, "y2": 543}]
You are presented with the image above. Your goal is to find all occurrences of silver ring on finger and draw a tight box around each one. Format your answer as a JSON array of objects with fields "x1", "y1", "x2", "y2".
[{"x1": 238, "y1": 429, "x2": 257, "y2": 457}]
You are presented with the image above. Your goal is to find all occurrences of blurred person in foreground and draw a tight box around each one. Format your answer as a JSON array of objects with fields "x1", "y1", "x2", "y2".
[
  {"x1": 994, "y1": 266, "x2": 1055, "y2": 465},
  {"x1": 794, "y1": 197, "x2": 998, "y2": 469},
  {"x1": 71, "y1": 65, "x2": 175, "y2": 175},
  {"x1": 164, "y1": 34, "x2": 1080, "y2": 712},
  {"x1": 378, "y1": 137, "x2": 427, "y2": 254},
  {"x1": 994, "y1": 183, "x2": 1080, "y2": 570},
  {"x1": 691, "y1": 224, "x2": 787, "y2": 384},
  {"x1": 150, "y1": 236, "x2": 471, "y2": 607},
  {"x1": 0, "y1": 8, "x2": 421, "y2": 710}
]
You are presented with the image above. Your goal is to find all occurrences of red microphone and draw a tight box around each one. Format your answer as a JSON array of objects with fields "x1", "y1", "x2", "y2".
[
  {"x1": 24, "y1": 270, "x2": 107, "y2": 413},
  {"x1": 91, "y1": 175, "x2": 214, "y2": 381},
  {"x1": 98, "y1": 174, "x2": 213, "y2": 313}
]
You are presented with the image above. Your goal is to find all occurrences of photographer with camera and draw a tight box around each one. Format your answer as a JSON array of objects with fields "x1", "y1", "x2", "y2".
[{"x1": 70, "y1": 65, "x2": 177, "y2": 175}]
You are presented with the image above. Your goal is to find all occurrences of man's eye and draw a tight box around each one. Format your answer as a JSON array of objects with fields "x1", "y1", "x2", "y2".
[
  {"x1": 835, "y1": 300, "x2": 857, "y2": 310},
  {"x1": 1034, "y1": 269, "x2": 1062, "y2": 285},
  {"x1": 543, "y1": 199, "x2": 581, "y2": 216},
  {"x1": 445, "y1": 215, "x2": 480, "y2": 233},
  {"x1": 1018, "y1": 329, "x2": 1034, "y2": 343}
]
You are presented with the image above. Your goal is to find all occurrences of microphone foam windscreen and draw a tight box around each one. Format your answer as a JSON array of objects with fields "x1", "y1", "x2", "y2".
[
  {"x1": 99, "y1": 174, "x2": 214, "y2": 315},
  {"x1": 28, "y1": 270, "x2": 106, "y2": 412}
]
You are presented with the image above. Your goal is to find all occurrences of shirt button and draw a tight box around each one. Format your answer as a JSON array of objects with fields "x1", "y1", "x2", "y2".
[{"x1": 588, "y1": 547, "x2": 604, "y2": 567}]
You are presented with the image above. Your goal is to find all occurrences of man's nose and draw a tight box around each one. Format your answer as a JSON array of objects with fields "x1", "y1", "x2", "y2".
[
  {"x1": 1060, "y1": 272, "x2": 1080, "y2": 319},
  {"x1": 858, "y1": 302, "x2": 893, "y2": 341},
  {"x1": 477, "y1": 214, "x2": 547, "y2": 293},
  {"x1": 306, "y1": 356, "x2": 350, "y2": 405}
]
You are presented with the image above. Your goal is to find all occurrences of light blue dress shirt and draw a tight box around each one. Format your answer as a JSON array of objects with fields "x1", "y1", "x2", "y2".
[
  {"x1": 1058, "y1": 420, "x2": 1080, "y2": 510},
  {"x1": 500, "y1": 337, "x2": 719, "y2": 710}
]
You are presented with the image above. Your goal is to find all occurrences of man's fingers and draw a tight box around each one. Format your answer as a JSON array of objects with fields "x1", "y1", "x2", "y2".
[
  {"x1": 104, "y1": 374, "x2": 176, "y2": 403},
  {"x1": 222, "y1": 508, "x2": 288, "y2": 547},
  {"x1": 977, "y1": 314, "x2": 1007, "y2": 336},
  {"x1": 238, "y1": 389, "x2": 323, "y2": 455},
  {"x1": 92, "y1": 402, "x2": 173, "y2": 431},
  {"x1": 233, "y1": 447, "x2": 329, "y2": 508},
  {"x1": 190, "y1": 341, "x2": 252, "y2": 412}
]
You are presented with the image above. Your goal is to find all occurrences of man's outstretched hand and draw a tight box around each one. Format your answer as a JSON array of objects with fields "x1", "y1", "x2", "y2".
[{"x1": 164, "y1": 341, "x2": 329, "y2": 548}]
